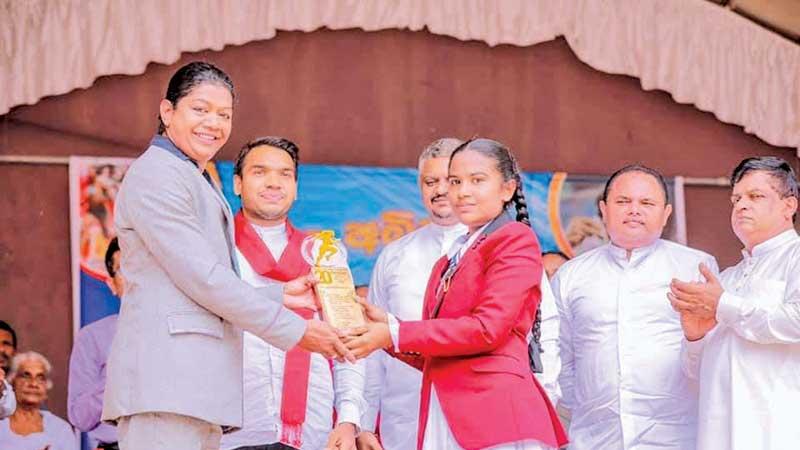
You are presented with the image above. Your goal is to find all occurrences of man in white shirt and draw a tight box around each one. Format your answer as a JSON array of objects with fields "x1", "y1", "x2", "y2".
[
  {"x1": 554, "y1": 164, "x2": 717, "y2": 450},
  {"x1": 356, "y1": 138, "x2": 561, "y2": 450},
  {"x1": 0, "y1": 321, "x2": 17, "y2": 419},
  {"x1": 670, "y1": 156, "x2": 800, "y2": 450},
  {"x1": 219, "y1": 137, "x2": 365, "y2": 450}
]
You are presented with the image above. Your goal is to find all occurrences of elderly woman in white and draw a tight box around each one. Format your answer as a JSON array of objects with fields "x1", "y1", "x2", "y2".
[{"x1": 0, "y1": 352, "x2": 77, "y2": 450}]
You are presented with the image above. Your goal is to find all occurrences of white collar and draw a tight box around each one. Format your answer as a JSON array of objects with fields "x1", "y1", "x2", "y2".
[
  {"x1": 606, "y1": 239, "x2": 662, "y2": 268},
  {"x1": 744, "y1": 228, "x2": 799, "y2": 259}
]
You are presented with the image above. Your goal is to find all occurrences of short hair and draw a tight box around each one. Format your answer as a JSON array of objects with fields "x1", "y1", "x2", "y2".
[
  {"x1": 732, "y1": 156, "x2": 799, "y2": 222},
  {"x1": 418, "y1": 138, "x2": 464, "y2": 168},
  {"x1": 602, "y1": 164, "x2": 670, "y2": 204},
  {"x1": 731, "y1": 156, "x2": 799, "y2": 199},
  {"x1": 0, "y1": 320, "x2": 16, "y2": 349},
  {"x1": 8, "y1": 351, "x2": 54, "y2": 390},
  {"x1": 234, "y1": 136, "x2": 300, "y2": 180},
  {"x1": 105, "y1": 237, "x2": 120, "y2": 278}
]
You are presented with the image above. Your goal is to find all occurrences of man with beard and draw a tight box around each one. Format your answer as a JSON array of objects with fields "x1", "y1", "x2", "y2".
[
  {"x1": 0, "y1": 321, "x2": 16, "y2": 418},
  {"x1": 219, "y1": 137, "x2": 365, "y2": 450},
  {"x1": 356, "y1": 139, "x2": 562, "y2": 450}
]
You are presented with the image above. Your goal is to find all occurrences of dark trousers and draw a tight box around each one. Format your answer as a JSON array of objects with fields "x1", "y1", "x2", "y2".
[{"x1": 232, "y1": 444, "x2": 297, "y2": 450}]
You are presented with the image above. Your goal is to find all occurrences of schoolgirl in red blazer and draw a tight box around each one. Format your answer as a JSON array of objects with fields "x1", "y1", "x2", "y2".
[{"x1": 347, "y1": 138, "x2": 568, "y2": 450}]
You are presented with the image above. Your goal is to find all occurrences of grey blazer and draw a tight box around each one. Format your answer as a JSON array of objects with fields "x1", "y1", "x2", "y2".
[{"x1": 102, "y1": 143, "x2": 306, "y2": 428}]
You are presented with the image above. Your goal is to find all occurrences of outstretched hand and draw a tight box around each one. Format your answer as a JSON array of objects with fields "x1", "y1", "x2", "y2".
[
  {"x1": 356, "y1": 431, "x2": 383, "y2": 450},
  {"x1": 325, "y1": 422, "x2": 357, "y2": 450},
  {"x1": 298, "y1": 319, "x2": 356, "y2": 363},
  {"x1": 342, "y1": 322, "x2": 392, "y2": 359},
  {"x1": 283, "y1": 273, "x2": 320, "y2": 311},
  {"x1": 354, "y1": 296, "x2": 388, "y2": 324}
]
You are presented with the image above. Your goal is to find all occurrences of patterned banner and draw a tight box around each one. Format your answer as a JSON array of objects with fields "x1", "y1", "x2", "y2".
[{"x1": 71, "y1": 158, "x2": 685, "y2": 330}]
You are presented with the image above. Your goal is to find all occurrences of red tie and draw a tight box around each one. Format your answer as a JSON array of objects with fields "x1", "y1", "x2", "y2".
[{"x1": 234, "y1": 212, "x2": 315, "y2": 448}]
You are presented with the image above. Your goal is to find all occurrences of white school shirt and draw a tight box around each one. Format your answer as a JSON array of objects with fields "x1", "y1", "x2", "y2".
[
  {"x1": 383, "y1": 222, "x2": 556, "y2": 450},
  {"x1": 220, "y1": 222, "x2": 365, "y2": 450},
  {"x1": 553, "y1": 239, "x2": 717, "y2": 450},
  {"x1": 682, "y1": 229, "x2": 800, "y2": 450}
]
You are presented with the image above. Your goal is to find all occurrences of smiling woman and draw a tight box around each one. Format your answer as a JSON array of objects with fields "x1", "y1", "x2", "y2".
[
  {"x1": 0, "y1": 352, "x2": 77, "y2": 450},
  {"x1": 100, "y1": 61, "x2": 345, "y2": 450},
  {"x1": 345, "y1": 138, "x2": 568, "y2": 450},
  {"x1": 157, "y1": 62, "x2": 235, "y2": 168}
]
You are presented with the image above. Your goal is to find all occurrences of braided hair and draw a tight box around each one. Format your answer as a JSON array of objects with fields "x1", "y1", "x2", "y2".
[{"x1": 449, "y1": 138, "x2": 541, "y2": 346}]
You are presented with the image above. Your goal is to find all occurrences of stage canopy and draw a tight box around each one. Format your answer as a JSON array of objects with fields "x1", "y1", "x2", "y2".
[{"x1": 2, "y1": 0, "x2": 799, "y2": 154}]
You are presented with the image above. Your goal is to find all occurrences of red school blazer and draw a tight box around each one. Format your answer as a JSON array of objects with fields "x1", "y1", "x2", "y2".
[{"x1": 391, "y1": 217, "x2": 568, "y2": 450}]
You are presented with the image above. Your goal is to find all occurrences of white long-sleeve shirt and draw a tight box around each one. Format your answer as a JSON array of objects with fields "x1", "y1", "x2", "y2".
[
  {"x1": 553, "y1": 239, "x2": 717, "y2": 450},
  {"x1": 220, "y1": 222, "x2": 365, "y2": 450},
  {"x1": 370, "y1": 222, "x2": 560, "y2": 450},
  {"x1": 681, "y1": 229, "x2": 800, "y2": 450},
  {"x1": 0, "y1": 381, "x2": 14, "y2": 419}
]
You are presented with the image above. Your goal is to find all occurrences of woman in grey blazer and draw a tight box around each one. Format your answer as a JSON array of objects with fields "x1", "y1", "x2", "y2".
[{"x1": 101, "y1": 62, "x2": 352, "y2": 450}]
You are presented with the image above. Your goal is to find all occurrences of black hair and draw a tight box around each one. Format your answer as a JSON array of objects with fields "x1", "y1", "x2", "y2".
[
  {"x1": 732, "y1": 156, "x2": 799, "y2": 222},
  {"x1": 449, "y1": 138, "x2": 531, "y2": 226},
  {"x1": 542, "y1": 251, "x2": 570, "y2": 261},
  {"x1": 731, "y1": 156, "x2": 799, "y2": 198},
  {"x1": 157, "y1": 61, "x2": 235, "y2": 133},
  {"x1": 449, "y1": 138, "x2": 540, "y2": 344},
  {"x1": 602, "y1": 164, "x2": 670, "y2": 204},
  {"x1": 105, "y1": 237, "x2": 120, "y2": 278},
  {"x1": 234, "y1": 136, "x2": 300, "y2": 180},
  {"x1": 0, "y1": 320, "x2": 17, "y2": 349}
]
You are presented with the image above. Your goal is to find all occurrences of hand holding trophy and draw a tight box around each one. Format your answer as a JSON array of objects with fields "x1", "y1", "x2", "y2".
[
  {"x1": 282, "y1": 272, "x2": 320, "y2": 311},
  {"x1": 344, "y1": 294, "x2": 394, "y2": 360}
]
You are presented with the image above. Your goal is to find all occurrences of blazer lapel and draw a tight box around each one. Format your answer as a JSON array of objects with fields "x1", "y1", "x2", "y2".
[
  {"x1": 425, "y1": 257, "x2": 449, "y2": 319},
  {"x1": 200, "y1": 170, "x2": 239, "y2": 274},
  {"x1": 430, "y1": 212, "x2": 515, "y2": 318}
]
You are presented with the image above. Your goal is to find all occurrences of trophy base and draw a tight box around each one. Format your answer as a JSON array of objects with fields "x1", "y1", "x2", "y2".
[{"x1": 314, "y1": 266, "x2": 366, "y2": 330}]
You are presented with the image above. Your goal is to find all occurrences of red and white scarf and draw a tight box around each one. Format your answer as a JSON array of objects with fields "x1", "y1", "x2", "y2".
[{"x1": 234, "y1": 211, "x2": 314, "y2": 448}]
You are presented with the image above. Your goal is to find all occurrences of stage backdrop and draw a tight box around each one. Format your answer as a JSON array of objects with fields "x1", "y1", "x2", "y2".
[
  {"x1": 71, "y1": 156, "x2": 686, "y2": 332},
  {"x1": 68, "y1": 155, "x2": 684, "y2": 446},
  {"x1": 69, "y1": 156, "x2": 685, "y2": 442}
]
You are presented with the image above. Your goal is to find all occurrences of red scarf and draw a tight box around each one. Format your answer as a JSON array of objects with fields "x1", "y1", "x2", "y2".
[{"x1": 234, "y1": 211, "x2": 314, "y2": 448}]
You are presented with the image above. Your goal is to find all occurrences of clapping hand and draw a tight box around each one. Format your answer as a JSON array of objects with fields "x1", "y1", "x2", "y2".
[{"x1": 668, "y1": 263, "x2": 722, "y2": 341}]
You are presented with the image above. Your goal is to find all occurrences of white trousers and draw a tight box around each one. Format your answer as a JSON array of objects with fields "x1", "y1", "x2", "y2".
[{"x1": 118, "y1": 412, "x2": 223, "y2": 450}]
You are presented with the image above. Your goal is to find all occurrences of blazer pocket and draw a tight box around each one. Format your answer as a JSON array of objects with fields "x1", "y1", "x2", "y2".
[
  {"x1": 167, "y1": 311, "x2": 224, "y2": 339},
  {"x1": 470, "y1": 354, "x2": 528, "y2": 378}
]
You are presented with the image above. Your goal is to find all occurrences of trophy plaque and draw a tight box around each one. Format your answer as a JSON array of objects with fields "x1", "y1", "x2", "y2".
[{"x1": 301, "y1": 230, "x2": 365, "y2": 330}]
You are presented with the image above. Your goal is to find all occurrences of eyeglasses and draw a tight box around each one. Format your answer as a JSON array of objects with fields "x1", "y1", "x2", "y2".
[{"x1": 17, "y1": 372, "x2": 48, "y2": 385}]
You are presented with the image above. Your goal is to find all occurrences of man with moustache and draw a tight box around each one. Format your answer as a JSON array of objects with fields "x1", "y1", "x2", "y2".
[
  {"x1": 0, "y1": 321, "x2": 17, "y2": 419},
  {"x1": 356, "y1": 139, "x2": 562, "y2": 450},
  {"x1": 553, "y1": 165, "x2": 717, "y2": 450},
  {"x1": 670, "y1": 156, "x2": 800, "y2": 450},
  {"x1": 220, "y1": 137, "x2": 365, "y2": 450}
]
